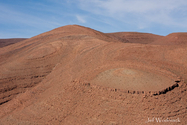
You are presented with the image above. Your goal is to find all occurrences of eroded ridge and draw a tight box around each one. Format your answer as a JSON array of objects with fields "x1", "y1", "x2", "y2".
[{"x1": 72, "y1": 77, "x2": 184, "y2": 97}]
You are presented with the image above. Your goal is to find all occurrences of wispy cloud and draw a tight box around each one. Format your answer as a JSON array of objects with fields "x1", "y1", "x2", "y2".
[
  {"x1": 78, "y1": 0, "x2": 187, "y2": 29},
  {"x1": 76, "y1": 15, "x2": 86, "y2": 23},
  {"x1": 0, "y1": 0, "x2": 186, "y2": 38}
]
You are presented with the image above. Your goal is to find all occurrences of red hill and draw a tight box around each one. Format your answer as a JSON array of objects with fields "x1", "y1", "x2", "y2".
[{"x1": 0, "y1": 25, "x2": 186, "y2": 124}]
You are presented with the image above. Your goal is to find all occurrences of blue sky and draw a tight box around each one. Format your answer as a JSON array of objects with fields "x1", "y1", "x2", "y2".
[{"x1": 0, "y1": 0, "x2": 187, "y2": 38}]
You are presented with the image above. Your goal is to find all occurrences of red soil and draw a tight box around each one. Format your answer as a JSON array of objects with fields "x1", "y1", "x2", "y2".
[
  {"x1": 0, "y1": 38, "x2": 27, "y2": 48},
  {"x1": 152, "y1": 32, "x2": 187, "y2": 45},
  {"x1": 107, "y1": 32, "x2": 163, "y2": 44},
  {"x1": 0, "y1": 25, "x2": 186, "y2": 124}
]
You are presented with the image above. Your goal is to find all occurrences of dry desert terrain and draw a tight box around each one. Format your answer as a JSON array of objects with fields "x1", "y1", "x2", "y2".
[{"x1": 0, "y1": 25, "x2": 187, "y2": 124}]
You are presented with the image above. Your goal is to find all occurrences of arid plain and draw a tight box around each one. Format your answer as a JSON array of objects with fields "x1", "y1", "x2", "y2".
[{"x1": 0, "y1": 25, "x2": 187, "y2": 124}]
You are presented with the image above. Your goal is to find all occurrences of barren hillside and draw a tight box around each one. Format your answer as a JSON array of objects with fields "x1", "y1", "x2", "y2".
[
  {"x1": 0, "y1": 38, "x2": 27, "y2": 48},
  {"x1": 151, "y1": 32, "x2": 187, "y2": 45},
  {"x1": 107, "y1": 32, "x2": 163, "y2": 44},
  {"x1": 0, "y1": 25, "x2": 186, "y2": 124}
]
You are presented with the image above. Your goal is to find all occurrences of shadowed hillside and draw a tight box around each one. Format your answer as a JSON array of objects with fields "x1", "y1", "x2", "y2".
[
  {"x1": 106, "y1": 32, "x2": 163, "y2": 44},
  {"x1": 0, "y1": 38, "x2": 27, "y2": 48},
  {"x1": 0, "y1": 25, "x2": 186, "y2": 124},
  {"x1": 151, "y1": 32, "x2": 187, "y2": 45}
]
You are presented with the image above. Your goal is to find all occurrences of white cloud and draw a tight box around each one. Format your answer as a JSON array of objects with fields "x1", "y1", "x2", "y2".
[
  {"x1": 78, "y1": 0, "x2": 187, "y2": 15},
  {"x1": 76, "y1": 15, "x2": 86, "y2": 23},
  {"x1": 78, "y1": 0, "x2": 187, "y2": 28}
]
